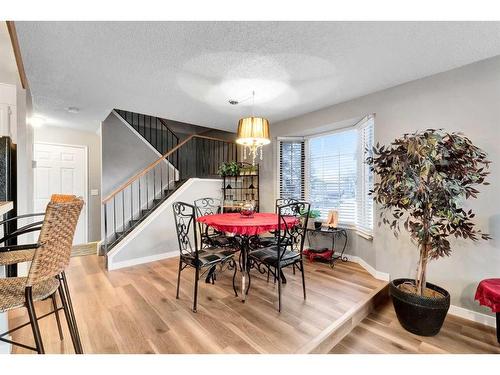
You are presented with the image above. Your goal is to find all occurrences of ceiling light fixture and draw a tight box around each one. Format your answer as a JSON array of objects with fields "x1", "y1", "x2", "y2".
[{"x1": 235, "y1": 91, "x2": 271, "y2": 165}]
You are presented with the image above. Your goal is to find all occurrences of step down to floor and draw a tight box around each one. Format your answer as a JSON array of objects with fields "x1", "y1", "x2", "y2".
[{"x1": 295, "y1": 282, "x2": 390, "y2": 354}]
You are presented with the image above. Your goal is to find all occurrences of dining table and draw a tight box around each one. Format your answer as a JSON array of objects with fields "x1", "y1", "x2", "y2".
[{"x1": 196, "y1": 212, "x2": 298, "y2": 302}]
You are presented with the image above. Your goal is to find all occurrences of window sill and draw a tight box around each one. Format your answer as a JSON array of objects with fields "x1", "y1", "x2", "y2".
[
  {"x1": 355, "y1": 229, "x2": 373, "y2": 241},
  {"x1": 324, "y1": 223, "x2": 373, "y2": 241}
]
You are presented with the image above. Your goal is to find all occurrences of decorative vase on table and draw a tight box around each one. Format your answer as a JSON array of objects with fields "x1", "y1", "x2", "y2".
[
  {"x1": 240, "y1": 201, "x2": 255, "y2": 218},
  {"x1": 326, "y1": 210, "x2": 339, "y2": 229}
]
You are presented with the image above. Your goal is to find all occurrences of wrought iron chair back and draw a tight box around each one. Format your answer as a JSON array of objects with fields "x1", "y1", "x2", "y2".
[
  {"x1": 275, "y1": 198, "x2": 299, "y2": 214},
  {"x1": 276, "y1": 201, "x2": 310, "y2": 260},
  {"x1": 172, "y1": 201, "x2": 199, "y2": 261},
  {"x1": 194, "y1": 197, "x2": 223, "y2": 244}
]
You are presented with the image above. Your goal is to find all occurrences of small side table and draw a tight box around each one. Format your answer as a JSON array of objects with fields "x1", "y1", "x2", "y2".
[
  {"x1": 304, "y1": 227, "x2": 348, "y2": 267},
  {"x1": 475, "y1": 278, "x2": 500, "y2": 344}
]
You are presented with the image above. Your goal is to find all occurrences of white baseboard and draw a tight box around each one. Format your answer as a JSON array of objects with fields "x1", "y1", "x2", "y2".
[
  {"x1": 344, "y1": 254, "x2": 390, "y2": 281},
  {"x1": 448, "y1": 304, "x2": 496, "y2": 328},
  {"x1": 108, "y1": 251, "x2": 178, "y2": 271},
  {"x1": 344, "y1": 254, "x2": 496, "y2": 329}
]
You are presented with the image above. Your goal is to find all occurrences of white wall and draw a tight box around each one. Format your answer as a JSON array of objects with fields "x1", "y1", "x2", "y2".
[
  {"x1": 34, "y1": 125, "x2": 101, "y2": 242},
  {"x1": 262, "y1": 55, "x2": 500, "y2": 316},
  {"x1": 16, "y1": 88, "x2": 34, "y2": 217},
  {"x1": 101, "y1": 111, "x2": 179, "y2": 244},
  {"x1": 101, "y1": 111, "x2": 163, "y2": 198},
  {"x1": 107, "y1": 178, "x2": 222, "y2": 270}
]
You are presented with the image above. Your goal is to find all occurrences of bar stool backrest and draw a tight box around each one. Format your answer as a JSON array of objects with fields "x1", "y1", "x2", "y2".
[{"x1": 26, "y1": 195, "x2": 84, "y2": 286}]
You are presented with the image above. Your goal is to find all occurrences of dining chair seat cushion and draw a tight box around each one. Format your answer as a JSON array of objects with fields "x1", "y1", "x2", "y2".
[
  {"x1": 257, "y1": 236, "x2": 277, "y2": 247},
  {"x1": 256, "y1": 236, "x2": 292, "y2": 248},
  {"x1": 182, "y1": 246, "x2": 236, "y2": 268},
  {"x1": 203, "y1": 234, "x2": 233, "y2": 247},
  {"x1": 249, "y1": 246, "x2": 300, "y2": 267},
  {"x1": 0, "y1": 277, "x2": 60, "y2": 313},
  {"x1": 0, "y1": 249, "x2": 35, "y2": 266}
]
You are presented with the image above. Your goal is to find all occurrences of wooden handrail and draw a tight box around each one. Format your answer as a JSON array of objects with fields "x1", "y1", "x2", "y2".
[
  {"x1": 6, "y1": 21, "x2": 29, "y2": 89},
  {"x1": 102, "y1": 134, "x2": 236, "y2": 203}
]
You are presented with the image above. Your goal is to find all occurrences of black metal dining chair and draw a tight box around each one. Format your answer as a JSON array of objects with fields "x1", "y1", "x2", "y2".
[
  {"x1": 193, "y1": 197, "x2": 233, "y2": 248},
  {"x1": 249, "y1": 201, "x2": 310, "y2": 312},
  {"x1": 256, "y1": 198, "x2": 300, "y2": 249},
  {"x1": 173, "y1": 201, "x2": 238, "y2": 312}
]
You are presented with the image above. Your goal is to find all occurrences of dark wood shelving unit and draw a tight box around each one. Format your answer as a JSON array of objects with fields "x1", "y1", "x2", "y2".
[{"x1": 222, "y1": 163, "x2": 259, "y2": 213}]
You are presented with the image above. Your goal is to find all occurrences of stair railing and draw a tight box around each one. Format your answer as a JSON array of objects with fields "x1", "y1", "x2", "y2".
[
  {"x1": 101, "y1": 134, "x2": 238, "y2": 254},
  {"x1": 115, "y1": 109, "x2": 180, "y2": 161}
]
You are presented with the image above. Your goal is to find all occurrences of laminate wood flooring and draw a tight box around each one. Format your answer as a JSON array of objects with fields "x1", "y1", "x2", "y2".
[
  {"x1": 9, "y1": 255, "x2": 387, "y2": 354},
  {"x1": 330, "y1": 298, "x2": 500, "y2": 354}
]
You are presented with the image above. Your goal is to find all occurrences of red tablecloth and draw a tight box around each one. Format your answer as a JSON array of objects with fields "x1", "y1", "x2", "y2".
[
  {"x1": 475, "y1": 278, "x2": 500, "y2": 313},
  {"x1": 196, "y1": 212, "x2": 298, "y2": 236}
]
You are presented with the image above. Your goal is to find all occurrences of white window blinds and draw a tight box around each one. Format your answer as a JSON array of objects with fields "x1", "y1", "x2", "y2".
[
  {"x1": 279, "y1": 140, "x2": 305, "y2": 200},
  {"x1": 356, "y1": 116, "x2": 374, "y2": 234},
  {"x1": 306, "y1": 115, "x2": 374, "y2": 234},
  {"x1": 308, "y1": 129, "x2": 358, "y2": 224}
]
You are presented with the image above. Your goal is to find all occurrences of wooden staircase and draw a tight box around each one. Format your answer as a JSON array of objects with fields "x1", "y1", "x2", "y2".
[{"x1": 101, "y1": 109, "x2": 239, "y2": 254}]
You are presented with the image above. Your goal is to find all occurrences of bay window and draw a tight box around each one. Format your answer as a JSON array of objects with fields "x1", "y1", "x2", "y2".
[{"x1": 278, "y1": 115, "x2": 374, "y2": 236}]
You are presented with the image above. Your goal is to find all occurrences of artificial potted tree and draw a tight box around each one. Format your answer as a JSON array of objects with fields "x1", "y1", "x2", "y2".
[{"x1": 368, "y1": 129, "x2": 491, "y2": 336}]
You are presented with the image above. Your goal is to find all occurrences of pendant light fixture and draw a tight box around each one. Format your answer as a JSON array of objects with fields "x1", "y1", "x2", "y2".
[{"x1": 235, "y1": 91, "x2": 271, "y2": 165}]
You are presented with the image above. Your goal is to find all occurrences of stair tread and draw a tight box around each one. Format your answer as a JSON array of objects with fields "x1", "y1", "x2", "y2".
[{"x1": 104, "y1": 179, "x2": 188, "y2": 253}]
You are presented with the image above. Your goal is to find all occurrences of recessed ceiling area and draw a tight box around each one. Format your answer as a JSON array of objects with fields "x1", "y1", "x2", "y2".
[{"x1": 15, "y1": 21, "x2": 500, "y2": 133}]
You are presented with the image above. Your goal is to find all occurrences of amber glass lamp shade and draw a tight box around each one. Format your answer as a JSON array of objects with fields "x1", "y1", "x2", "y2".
[{"x1": 235, "y1": 117, "x2": 271, "y2": 146}]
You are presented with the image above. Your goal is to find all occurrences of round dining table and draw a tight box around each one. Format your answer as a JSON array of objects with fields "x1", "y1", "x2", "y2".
[
  {"x1": 196, "y1": 212, "x2": 298, "y2": 302},
  {"x1": 475, "y1": 278, "x2": 500, "y2": 343}
]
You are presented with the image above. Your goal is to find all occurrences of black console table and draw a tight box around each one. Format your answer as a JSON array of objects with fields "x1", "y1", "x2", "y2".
[{"x1": 305, "y1": 227, "x2": 348, "y2": 267}]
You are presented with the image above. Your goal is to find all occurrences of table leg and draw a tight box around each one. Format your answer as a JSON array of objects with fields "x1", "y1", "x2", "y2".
[
  {"x1": 240, "y1": 237, "x2": 249, "y2": 302},
  {"x1": 496, "y1": 312, "x2": 500, "y2": 344}
]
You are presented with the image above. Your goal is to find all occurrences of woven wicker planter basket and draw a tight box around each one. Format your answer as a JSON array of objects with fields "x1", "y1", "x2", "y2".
[{"x1": 390, "y1": 278, "x2": 450, "y2": 336}]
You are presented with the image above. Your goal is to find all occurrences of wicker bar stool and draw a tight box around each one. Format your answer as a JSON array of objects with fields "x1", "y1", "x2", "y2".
[{"x1": 0, "y1": 195, "x2": 84, "y2": 354}]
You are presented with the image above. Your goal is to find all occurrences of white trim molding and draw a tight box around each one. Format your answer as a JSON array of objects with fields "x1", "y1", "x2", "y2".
[
  {"x1": 344, "y1": 253, "x2": 497, "y2": 329},
  {"x1": 343, "y1": 254, "x2": 390, "y2": 281},
  {"x1": 448, "y1": 304, "x2": 496, "y2": 328},
  {"x1": 108, "y1": 251, "x2": 178, "y2": 271}
]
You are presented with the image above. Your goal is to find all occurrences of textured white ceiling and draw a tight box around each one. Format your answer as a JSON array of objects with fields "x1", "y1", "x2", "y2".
[{"x1": 15, "y1": 21, "x2": 500, "y2": 133}]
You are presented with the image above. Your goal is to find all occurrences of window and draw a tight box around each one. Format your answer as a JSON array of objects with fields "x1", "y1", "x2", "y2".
[
  {"x1": 356, "y1": 116, "x2": 375, "y2": 234},
  {"x1": 278, "y1": 140, "x2": 305, "y2": 200},
  {"x1": 277, "y1": 116, "x2": 374, "y2": 235},
  {"x1": 308, "y1": 129, "x2": 358, "y2": 224},
  {"x1": 307, "y1": 115, "x2": 374, "y2": 234}
]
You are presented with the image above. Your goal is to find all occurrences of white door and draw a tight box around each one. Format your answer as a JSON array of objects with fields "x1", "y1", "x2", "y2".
[{"x1": 34, "y1": 143, "x2": 87, "y2": 244}]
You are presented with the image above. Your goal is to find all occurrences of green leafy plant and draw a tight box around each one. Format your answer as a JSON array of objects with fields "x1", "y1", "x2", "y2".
[
  {"x1": 218, "y1": 161, "x2": 240, "y2": 177},
  {"x1": 302, "y1": 208, "x2": 321, "y2": 219},
  {"x1": 367, "y1": 129, "x2": 491, "y2": 296}
]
